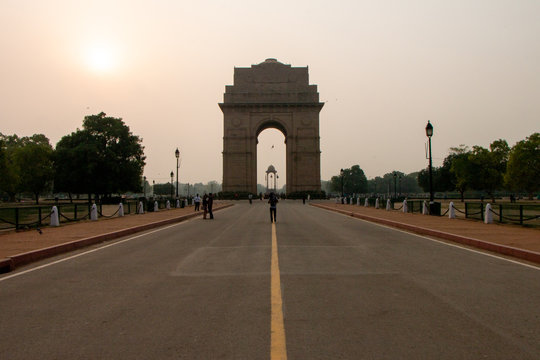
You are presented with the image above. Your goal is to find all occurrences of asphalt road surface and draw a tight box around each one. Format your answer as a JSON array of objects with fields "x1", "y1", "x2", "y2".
[{"x1": 1, "y1": 201, "x2": 539, "y2": 359}]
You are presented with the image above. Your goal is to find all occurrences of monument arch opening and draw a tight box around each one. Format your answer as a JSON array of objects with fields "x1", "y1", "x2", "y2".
[
  {"x1": 219, "y1": 58, "x2": 323, "y2": 195},
  {"x1": 257, "y1": 128, "x2": 286, "y2": 194}
]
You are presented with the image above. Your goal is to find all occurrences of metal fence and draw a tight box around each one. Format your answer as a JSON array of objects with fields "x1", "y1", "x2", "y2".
[
  {"x1": 345, "y1": 197, "x2": 539, "y2": 227},
  {"x1": 0, "y1": 201, "x2": 140, "y2": 231}
]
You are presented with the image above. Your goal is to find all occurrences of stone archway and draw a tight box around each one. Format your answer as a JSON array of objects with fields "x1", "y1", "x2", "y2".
[{"x1": 219, "y1": 58, "x2": 324, "y2": 194}]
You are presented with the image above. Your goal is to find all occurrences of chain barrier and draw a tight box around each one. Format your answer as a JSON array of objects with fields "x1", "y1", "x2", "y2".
[
  {"x1": 489, "y1": 208, "x2": 540, "y2": 223},
  {"x1": 441, "y1": 208, "x2": 449, "y2": 216},
  {"x1": 394, "y1": 204, "x2": 404, "y2": 210},
  {"x1": 0, "y1": 210, "x2": 54, "y2": 228},
  {"x1": 60, "y1": 213, "x2": 90, "y2": 222},
  {"x1": 454, "y1": 207, "x2": 467, "y2": 214},
  {"x1": 98, "y1": 207, "x2": 120, "y2": 218}
]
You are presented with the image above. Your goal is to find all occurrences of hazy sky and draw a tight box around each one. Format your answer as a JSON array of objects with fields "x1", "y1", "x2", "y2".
[{"x1": 1, "y1": 0, "x2": 539, "y2": 186}]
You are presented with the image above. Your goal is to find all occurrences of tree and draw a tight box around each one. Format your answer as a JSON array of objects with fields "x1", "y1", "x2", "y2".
[
  {"x1": 449, "y1": 145, "x2": 472, "y2": 201},
  {"x1": 0, "y1": 133, "x2": 53, "y2": 203},
  {"x1": 54, "y1": 113, "x2": 146, "y2": 200},
  {"x1": 13, "y1": 135, "x2": 54, "y2": 204},
  {"x1": 466, "y1": 140, "x2": 509, "y2": 202},
  {"x1": 330, "y1": 165, "x2": 368, "y2": 195},
  {"x1": 504, "y1": 133, "x2": 540, "y2": 199},
  {"x1": 0, "y1": 133, "x2": 21, "y2": 201}
]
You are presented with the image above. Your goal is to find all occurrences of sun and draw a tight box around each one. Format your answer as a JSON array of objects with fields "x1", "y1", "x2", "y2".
[{"x1": 85, "y1": 44, "x2": 118, "y2": 73}]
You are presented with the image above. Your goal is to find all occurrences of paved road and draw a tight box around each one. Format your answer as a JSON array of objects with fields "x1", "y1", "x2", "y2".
[{"x1": 1, "y1": 201, "x2": 539, "y2": 359}]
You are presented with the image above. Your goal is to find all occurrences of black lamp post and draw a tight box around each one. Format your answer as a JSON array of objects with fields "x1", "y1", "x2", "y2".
[
  {"x1": 170, "y1": 171, "x2": 174, "y2": 198},
  {"x1": 393, "y1": 172, "x2": 397, "y2": 199},
  {"x1": 143, "y1": 176, "x2": 146, "y2": 198},
  {"x1": 175, "y1": 148, "x2": 180, "y2": 198},
  {"x1": 399, "y1": 175, "x2": 402, "y2": 197},
  {"x1": 426, "y1": 121, "x2": 434, "y2": 202},
  {"x1": 340, "y1": 168, "x2": 345, "y2": 204}
]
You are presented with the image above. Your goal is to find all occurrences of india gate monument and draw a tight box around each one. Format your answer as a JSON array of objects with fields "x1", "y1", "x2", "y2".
[{"x1": 219, "y1": 58, "x2": 324, "y2": 194}]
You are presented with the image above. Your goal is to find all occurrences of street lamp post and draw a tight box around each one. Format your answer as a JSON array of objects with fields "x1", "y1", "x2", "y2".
[
  {"x1": 426, "y1": 120, "x2": 434, "y2": 203},
  {"x1": 170, "y1": 171, "x2": 174, "y2": 198},
  {"x1": 340, "y1": 168, "x2": 344, "y2": 200},
  {"x1": 393, "y1": 172, "x2": 397, "y2": 199},
  {"x1": 143, "y1": 176, "x2": 146, "y2": 198},
  {"x1": 175, "y1": 148, "x2": 180, "y2": 198},
  {"x1": 399, "y1": 175, "x2": 402, "y2": 197}
]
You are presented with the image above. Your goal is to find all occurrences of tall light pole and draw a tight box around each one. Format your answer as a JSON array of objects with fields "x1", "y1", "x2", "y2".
[
  {"x1": 175, "y1": 148, "x2": 180, "y2": 198},
  {"x1": 170, "y1": 171, "x2": 174, "y2": 198},
  {"x1": 340, "y1": 168, "x2": 344, "y2": 197},
  {"x1": 426, "y1": 120, "x2": 434, "y2": 203},
  {"x1": 393, "y1": 172, "x2": 397, "y2": 199},
  {"x1": 143, "y1": 176, "x2": 146, "y2": 198}
]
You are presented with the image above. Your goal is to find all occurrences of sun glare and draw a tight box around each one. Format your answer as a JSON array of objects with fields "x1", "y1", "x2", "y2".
[{"x1": 85, "y1": 45, "x2": 117, "y2": 73}]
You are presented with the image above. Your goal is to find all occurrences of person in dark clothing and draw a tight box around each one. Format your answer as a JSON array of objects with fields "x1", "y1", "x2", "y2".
[
  {"x1": 207, "y1": 193, "x2": 214, "y2": 219},
  {"x1": 268, "y1": 192, "x2": 278, "y2": 223},
  {"x1": 202, "y1": 194, "x2": 208, "y2": 219}
]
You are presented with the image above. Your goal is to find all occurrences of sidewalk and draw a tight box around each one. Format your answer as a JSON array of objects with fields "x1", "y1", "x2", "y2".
[
  {"x1": 0, "y1": 203, "x2": 233, "y2": 273},
  {"x1": 312, "y1": 202, "x2": 540, "y2": 265}
]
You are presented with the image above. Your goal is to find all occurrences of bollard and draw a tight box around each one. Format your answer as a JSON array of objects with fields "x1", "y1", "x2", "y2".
[
  {"x1": 449, "y1": 202, "x2": 456, "y2": 219},
  {"x1": 90, "y1": 204, "x2": 98, "y2": 221},
  {"x1": 118, "y1": 203, "x2": 124, "y2": 217},
  {"x1": 403, "y1": 199, "x2": 408, "y2": 213},
  {"x1": 50, "y1": 206, "x2": 60, "y2": 227},
  {"x1": 386, "y1": 199, "x2": 391, "y2": 211},
  {"x1": 176, "y1": 199, "x2": 180, "y2": 208},
  {"x1": 166, "y1": 200, "x2": 171, "y2": 210},
  {"x1": 375, "y1": 198, "x2": 379, "y2": 209},
  {"x1": 484, "y1": 203, "x2": 493, "y2": 224},
  {"x1": 364, "y1": 198, "x2": 368, "y2": 207},
  {"x1": 422, "y1": 200, "x2": 428, "y2": 215},
  {"x1": 138, "y1": 201, "x2": 144, "y2": 214},
  {"x1": 154, "y1": 201, "x2": 159, "y2": 212}
]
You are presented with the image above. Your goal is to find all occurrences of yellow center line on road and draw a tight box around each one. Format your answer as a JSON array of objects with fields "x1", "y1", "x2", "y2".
[{"x1": 271, "y1": 222, "x2": 287, "y2": 360}]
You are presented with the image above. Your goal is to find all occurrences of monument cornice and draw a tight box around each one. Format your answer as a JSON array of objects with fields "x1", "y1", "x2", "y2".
[{"x1": 219, "y1": 102, "x2": 324, "y2": 111}]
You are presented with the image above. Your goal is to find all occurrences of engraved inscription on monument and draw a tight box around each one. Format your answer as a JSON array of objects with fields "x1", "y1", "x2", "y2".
[{"x1": 219, "y1": 58, "x2": 324, "y2": 194}]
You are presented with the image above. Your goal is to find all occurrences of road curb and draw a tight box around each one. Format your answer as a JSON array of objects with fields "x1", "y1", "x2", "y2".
[
  {"x1": 312, "y1": 203, "x2": 540, "y2": 265},
  {"x1": 0, "y1": 203, "x2": 234, "y2": 273}
]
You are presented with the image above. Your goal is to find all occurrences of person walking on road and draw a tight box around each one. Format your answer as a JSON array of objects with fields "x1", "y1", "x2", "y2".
[
  {"x1": 202, "y1": 194, "x2": 208, "y2": 219},
  {"x1": 268, "y1": 192, "x2": 278, "y2": 223},
  {"x1": 207, "y1": 193, "x2": 214, "y2": 219},
  {"x1": 249, "y1": 193, "x2": 253, "y2": 204},
  {"x1": 194, "y1": 193, "x2": 201, "y2": 211}
]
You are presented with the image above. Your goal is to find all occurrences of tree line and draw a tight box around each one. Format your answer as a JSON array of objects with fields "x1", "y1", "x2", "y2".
[
  {"x1": 329, "y1": 132, "x2": 539, "y2": 200},
  {"x1": 0, "y1": 113, "x2": 145, "y2": 204}
]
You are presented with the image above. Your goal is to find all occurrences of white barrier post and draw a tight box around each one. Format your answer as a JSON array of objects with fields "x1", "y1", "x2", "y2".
[
  {"x1": 176, "y1": 199, "x2": 180, "y2": 208},
  {"x1": 484, "y1": 203, "x2": 493, "y2": 224},
  {"x1": 386, "y1": 199, "x2": 391, "y2": 211},
  {"x1": 166, "y1": 200, "x2": 171, "y2": 210},
  {"x1": 138, "y1": 201, "x2": 144, "y2": 214},
  {"x1": 118, "y1": 203, "x2": 124, "y2": 217},
  {"x1": 154, "y1": 201, "x2": 159, "y2": 212},
  {"x1": 50, "y1": 206, "x2": 59, "y2": 227},
  {"x1": 90, "y1": 204, "x2": 98, "y2": 221},
  {"x1": 403, "y1": 199, "x2": 408, "y2": 213},
  {"x1": 422, "y1": 200, "x2": 428, "y2": 215},
  {"x1": 449, "y1": 202, "x2": 456, "y2": 219},
  {"x1": 364, "y1": 198, "x2": 368, "y2": 207},
  {"x1": 375, "y1": 198, "x2": 379, "y2": 209}
]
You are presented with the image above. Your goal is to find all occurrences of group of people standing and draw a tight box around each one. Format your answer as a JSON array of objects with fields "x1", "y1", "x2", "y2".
[{"x1": 193, "y1": 193, "x2": 214, "y2": 219}]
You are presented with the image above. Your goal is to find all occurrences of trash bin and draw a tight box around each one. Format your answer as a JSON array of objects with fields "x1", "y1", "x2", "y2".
[{"x1": 429, "y1": 201, "x2": 441, "y2": 216}]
